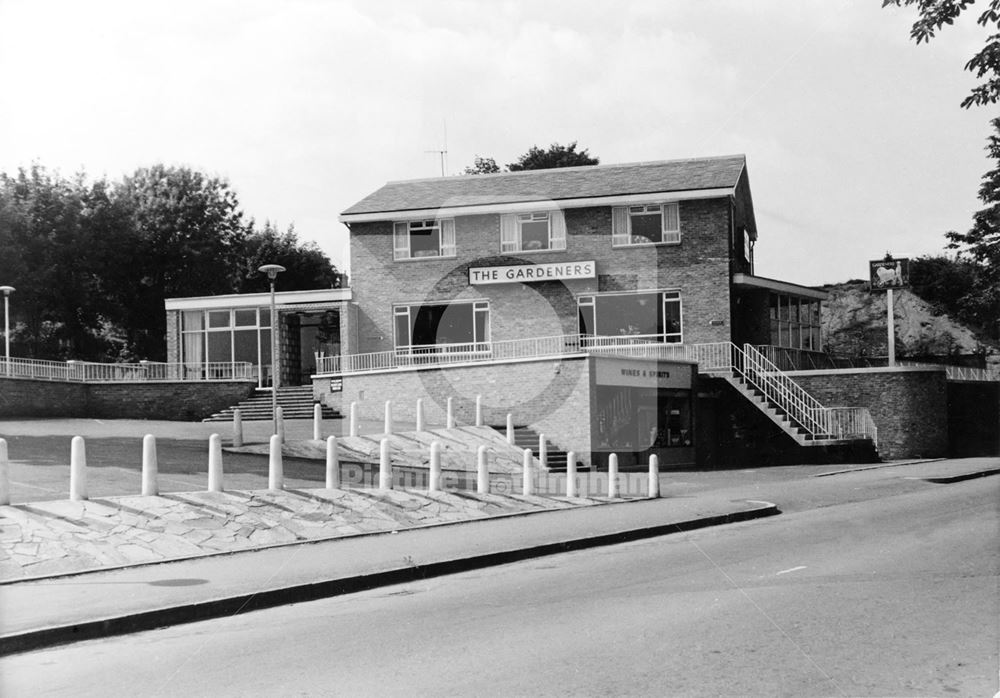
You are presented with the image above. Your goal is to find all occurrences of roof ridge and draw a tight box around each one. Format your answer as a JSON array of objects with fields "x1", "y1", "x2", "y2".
[{"x1": 384, "y1": 153, "x2": 748, "y2": 185}]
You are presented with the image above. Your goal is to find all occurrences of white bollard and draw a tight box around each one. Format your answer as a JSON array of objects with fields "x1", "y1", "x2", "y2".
[
  {"x1": 538, "y1": 434, "x2": 548, "y2": 470},
  {"x1": 313, "y1": 403, "x2": 323, "y2": 440},
  {"x1": 522, "y1": 448, "x2": 534, "y2": 496},
  {"x1": 608, "y1": 453, "x2": 619, "y2": 498},
  {"x1": 268, "y1": 434, "x2": 283, "y2": 490},
  {"x1": 70, "y1": 436, "x2": 87, "y2": 501},
  {"x1": 276, "y1": 405, "x2": 285, "y2": 444},
  {"x1": 566, "y1": 450, "x2": 577, "y2": 498},
  {"x1": 428, "y1": 441, "x2": 441, "y2": 493},
  {"x1": 0, "y1": 438, "x2": 9, "y2": 505},
  {"x1": 326, "y1": 436, "x2": 340, "y2": 489},
  {"x1": 477, "y1": 445, "x2": 489, "y2": 494},
  {"x1": 208, "y1": 433, "x2": 223, "y2": 492},
  {"x1": 475, "y1": 395, "x2": 483, "y2": 427},
  {"x1": 379, "y1": 438, "x2": 392, "y2": 490},
  {"x1": 232, "y1": 408, "x2": 243, "y2": 448},
  {"x1": 446, "y1": 397, "x2": 455, "y2": 429},
  {"x1": 648, "y1": 454, "x2": 660, "y2": 498},
  {"x1": 384, "y1": 400, "x2": 393, "y2": 435},
  {"x1": 141, "y1": 434, "x2": 158, "y2": 496},
  {"x1": 415, "y1": 398, "x2": 425, "y2": 432},
  {"x1": 506, "y1": 413, "x2": 515, "y2": 445},
  {"x1": 349, "y1": 401, "x2": 358, "y2": 437}
]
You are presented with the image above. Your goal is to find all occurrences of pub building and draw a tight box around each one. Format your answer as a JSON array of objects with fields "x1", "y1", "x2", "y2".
[{"x1": 310, "y1": 154, "x2": 861, "y2": 469}]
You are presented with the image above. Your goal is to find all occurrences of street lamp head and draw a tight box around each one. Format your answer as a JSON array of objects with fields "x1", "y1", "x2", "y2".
[
  {"x1": 0, "y1": 286, "x2": 14, "y2": 296},
  {"x1": 258, "y1": 264, "x2": 286, "y2": 281}
]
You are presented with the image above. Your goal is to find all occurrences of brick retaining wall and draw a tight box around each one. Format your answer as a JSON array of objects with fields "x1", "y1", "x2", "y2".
[
  {"x1": 787, "y1": 367, "x2": 948, "y2": 459},
  {"x1": 0, "y1": 377, "x2": 256, "y2": 420}
]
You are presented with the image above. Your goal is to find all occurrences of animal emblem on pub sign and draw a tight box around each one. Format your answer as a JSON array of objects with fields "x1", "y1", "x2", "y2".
[{"x1": 869, "y1": 258, "x2": 909, "y2": 290}]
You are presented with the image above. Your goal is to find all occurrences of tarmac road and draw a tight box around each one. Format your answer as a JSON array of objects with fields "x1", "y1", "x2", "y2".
[{"x1": 1, "y1": 475, "x2": 996, "y2": 697}]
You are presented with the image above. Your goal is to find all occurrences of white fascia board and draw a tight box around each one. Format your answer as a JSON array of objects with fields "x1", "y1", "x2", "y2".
[
  {"x1": 165, "y1": 288, "x2": 352, "y2": 311},
  {"x1": 731, "y1": 273, "x2": 828, "y2": 300},
  {"x1": 339, "y1": 187, "x2": 735, "y2": 224}
]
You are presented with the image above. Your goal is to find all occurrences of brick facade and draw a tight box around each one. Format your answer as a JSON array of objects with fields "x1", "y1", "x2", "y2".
[
  {"x1": 0, "y1": 377, "x2": 256, "y2": 420},
  {"x1": 787, "y1": 367, "x2": 948, "y2": 459}
]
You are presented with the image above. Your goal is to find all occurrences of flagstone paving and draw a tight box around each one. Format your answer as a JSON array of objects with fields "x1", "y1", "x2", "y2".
[{"x1": 0, "y1": 486, "x2": 610, "y2": 581}]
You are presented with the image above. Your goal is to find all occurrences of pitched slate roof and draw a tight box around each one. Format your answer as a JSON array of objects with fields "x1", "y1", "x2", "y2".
[{"x1": 341, "y1": 154, "x2": 746, "y2": 217}]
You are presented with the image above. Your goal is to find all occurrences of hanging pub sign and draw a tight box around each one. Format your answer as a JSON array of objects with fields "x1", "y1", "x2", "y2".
[
  {"x1": 869, "y1": 256, "x2": 910, "y2": 291},
  {"x1": 468, "y1": 260, "x2": 596, "y2": 285}
]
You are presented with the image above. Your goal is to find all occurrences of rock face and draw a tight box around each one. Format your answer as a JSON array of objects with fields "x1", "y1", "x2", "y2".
[{"x1": 821, "y1": 281, "x2": 997, "y2": 362}]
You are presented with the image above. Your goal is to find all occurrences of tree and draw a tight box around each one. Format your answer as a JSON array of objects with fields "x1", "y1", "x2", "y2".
[
  {"x1": 507, "y1": 141, "x2": 599, "y2": 171},
  {"x1": 882, "y1": 0, "x2": 1000, "y2": 108},
  {"x1": 463, "y1": 156, "x2": 501, "y2": 175},
  {"x1": 947, "y1": 117, "x2": 1000, "y2": 265},
  {"x1": 237, "y1": 221, "x2": 341, "y2": 293}
]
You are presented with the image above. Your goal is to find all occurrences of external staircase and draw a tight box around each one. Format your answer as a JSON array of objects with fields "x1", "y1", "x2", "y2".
[
  {"x1": 502, "y1": 425, "x2": 588, "y2": 472},
  {"x1": 203, "y1": 386, "x2": 341, "y2": 422}
]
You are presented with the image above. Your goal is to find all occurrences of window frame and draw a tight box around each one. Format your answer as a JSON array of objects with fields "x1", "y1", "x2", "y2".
[
  {"x1": 392, "y1": 300, "x2": 491, "y2": 354},
  {"x1": 500, "y1": 210, "x2": 567, "y2": 254},
  {"x1": 392, "y1": 218, "x2": 457, "y2": 261},
  {"x1": 577, "y1": 289, "x2": 683, "y2": 344},
  {"x1": 611, "y1": 202, "x2": 681, "y2": 247}
]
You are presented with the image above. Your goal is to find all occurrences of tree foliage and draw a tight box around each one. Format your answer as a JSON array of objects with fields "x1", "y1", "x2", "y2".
[
  {"x1": 0, "y1": 164, "x2": 339, "y2": 361},
  {"x1": 464, "y1": 142, "x2": 599, "y2": 175},
  {"x1": 882, "y1": 0, "x2": 1000, "y2": 108}
]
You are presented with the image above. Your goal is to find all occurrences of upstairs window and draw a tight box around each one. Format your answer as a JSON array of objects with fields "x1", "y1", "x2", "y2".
[
  {"x1": 393, "y1": 219, "x2": 456, "y2": 260},
  {"x1": 500, "y1": 210, "x2": 567, "y2": 253},
  {"x1": 612, "y1": 203, "x2": 680, "y2": 247}
]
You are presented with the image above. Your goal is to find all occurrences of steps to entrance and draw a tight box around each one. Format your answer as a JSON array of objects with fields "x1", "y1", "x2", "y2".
[
  {"x1": 496, "y1": 425, "x2": 588, "y2": 472},
  {"x1": 203, "y1": 386, "x2": 341, "y2": 422}
]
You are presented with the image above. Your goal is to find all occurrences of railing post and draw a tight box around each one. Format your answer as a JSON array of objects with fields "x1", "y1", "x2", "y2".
[
  {"x1": 648, "y1": 454, "x2": 660, "y2": 498},
  {"x1": 506, "y1": 413, "x2": 515, "y2": 445},
  {"x1": 565, "y1": 450, "x2": 577, "y2": 498},
  {"x1": 326, "y1": 436, "x2": 340, "y2": 489},
  {"x1": 477, "y1": 445, "x2": 489, "y2": 494},
  {"x1": 522, "y1": 448, "x2": 533, "y2": 496},
  {"x1": 208, "y1": 433, "x2": 224, "y2": 492},
  {"x1": 446, "y1": 397, "x2": 455, "y2": 429},
  {"x1": 379, "y1": 438, "x2": 392, "y2": 490},
  {"x1": 313, "y1": 403, "x2": 323, "y2": 440},
  {"x1": 141, "y1": 434, "x2": 158, "y2": 496},
  {"x1": 428, "y1": 441, "x2": 441, "y2": 493},
  {"x1": 608, "y1": 453, "x2": 619, "y2": 498},
  {"x1": 384, "y1": 400, "x2": 393, "y2": 435},
  {"x1": 268, "y1": 434, "x2": 283, "y2": 490},
  {"x1": 538, "y1": 434, "x2": 547, "y2": 470},
  {"x1": 475, "y1": 395, "x2": 483, "y2": 427},
  {"x1": 415, "y1": 398, "x2": 424, "y2": 431},
  {"x1": 349, "y1": 401, "x2": 358, "y2": 437},
  {"x1": 232, "y1": 408, "x2": 243, "y2": 448},
  {"x1": 70, "y1": 436, "x2": 87, "y2": 501},
  {"x1": 0, "y1": 438, "x2": 9, "y2": 505}
]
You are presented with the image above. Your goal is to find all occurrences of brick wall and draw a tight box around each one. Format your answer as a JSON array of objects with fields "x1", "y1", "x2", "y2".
[
  {"x1": 0, "y1": 377, "x2": 256, "y2": 420},
  {"x1": 348, "y1": 198, "x2": 736, "y2": 355},
  {"x1": 337, "y1": 356, "x2": 594, "y2": 463},
  {"x1": 165, "y1": 310, "x2": 181, "y2": 363},
  {"x1": 787, "y1": 367, "x2": 948, "y2": 459}
]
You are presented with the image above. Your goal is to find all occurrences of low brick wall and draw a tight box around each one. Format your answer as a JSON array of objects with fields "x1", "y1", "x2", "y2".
[
  {"x1": 787, "y1": 367, "x2": 948, "y2": 459},
  {"x1": 331, "y1": 356, "x2": 594, "y2": 463},
  {"x1": 0, "y1": 377, "x2": 256, "y2": 421}
]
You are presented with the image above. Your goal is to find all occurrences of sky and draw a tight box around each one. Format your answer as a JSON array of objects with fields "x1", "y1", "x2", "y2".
[{"x1": 0, "y1": 0, "x2": 993, "y2": 287}]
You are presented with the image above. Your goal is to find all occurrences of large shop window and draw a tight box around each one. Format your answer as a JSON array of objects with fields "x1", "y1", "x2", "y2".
[
  {"x1": 612, "y1": 203, "x2": 680, "y2": 246},
  {"x1": 393, "y1": 219, "x2": 456, "y2": 260},
  {"x1": 181, "y1": 308, "x2": 271, "y2": 382},
  {"x1": 500, "y1": 210, "x2": 567, "y2": 253},
  {"x1": 394, "y1": 301, "x2": 490, "y2": 354},
  {"x1": 769, "y1": 294, "x2": 821, "y2": 351},
  {"x1": 578, "y1": 291, "x2": 682, "y2": 343}
]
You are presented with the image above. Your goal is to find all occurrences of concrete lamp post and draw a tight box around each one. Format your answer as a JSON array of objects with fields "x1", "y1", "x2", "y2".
[
  {"x1": 0, "y1": 286, "x2": 14, "y2": 377},
  {"x1": 258, "y1": 264, "x2": 286, "y2": 436}
]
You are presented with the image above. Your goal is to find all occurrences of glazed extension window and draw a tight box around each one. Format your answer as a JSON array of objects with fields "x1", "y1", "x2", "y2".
[
  {"x1": 500, "y1": 210, "x2": 567, "y2": 253},
  {"x1": 611, "y1": 202, "x2": 680, "y2": 246},
  {"x1": 393, "y1": 219, "x2": 456, "y2": 260}
]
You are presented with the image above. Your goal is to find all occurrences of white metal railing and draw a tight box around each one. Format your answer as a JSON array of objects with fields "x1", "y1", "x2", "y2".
[
  {"x1": 0, "y1": 357, "x2": 253, "y2": 383},
  {"x1": 898, "y1": 361, "x2": 1000, "y2": 382}
]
